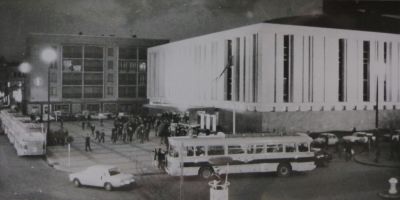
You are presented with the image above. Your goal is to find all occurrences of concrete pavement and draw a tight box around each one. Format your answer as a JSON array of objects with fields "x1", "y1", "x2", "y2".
[
  {"x1": 46, "y1": 119, "x2": 165, "y2": 175},
  {"x1": 353, "y1": 144, "x2": 400, "y2": 168}
]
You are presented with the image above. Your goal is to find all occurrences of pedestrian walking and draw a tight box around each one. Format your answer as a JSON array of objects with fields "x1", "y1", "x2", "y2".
[
  {"x1": 345, "y1": 141, "x2": 352, "y2": 161},
  {"x1": 111, "y1": 128, "x2": 117, "y2": 144},
  {"x1": 90, "y1": 124, "x2": 96, "y2": 137},
  {"x1": 100, "y1": 130, "x2": 105, "y2": 143},
  {"x1": 85, "y1": 134, "x2": 92, "y2": 152},
  {"x1": 128, "y1": 126, "x2": 133, "y2": 143},
  {"x1": 81, "y1": 121, "x2": 85, "y2": 130},
  {"x1": 374, "y1": 145, "x2": 381, "y2": 163},
  {"x1": 60, "y1": 118, "x2": 64, "y2": 129},
  {"x1": 390, "y1": 134, "x2": 399, "y2": 160},
  {"x1": 157, "y1": 148, "x2": 165, "y2": 169},
  {"x1": 95, "y1": 130, "x2": 100, "y2": 142}
]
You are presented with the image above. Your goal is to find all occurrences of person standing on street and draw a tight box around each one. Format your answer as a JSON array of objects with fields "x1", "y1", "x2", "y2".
[
  {"x1": 82, "y1": 121, "x2": 85, "y2": 130},
  {"x1": 90, "y1": 124, "x2": 96, "y2": 137},
  {"x1": 100, "y1": 129, "x2": 105, "y2": 143},
  {"x1": 95, "y1": 130, "x2": 100, "y2": 142},
  {"x1": 85, "y1": 134, "x2": 92, "y2": 152}
]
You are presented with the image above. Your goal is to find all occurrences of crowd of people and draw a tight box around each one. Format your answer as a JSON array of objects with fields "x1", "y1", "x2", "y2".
[{"x1": 80, "y1": 112, "x2": 191, "y2": 154}]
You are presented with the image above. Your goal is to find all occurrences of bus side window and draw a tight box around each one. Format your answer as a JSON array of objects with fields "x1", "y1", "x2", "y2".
[
  {"x1": 196, "y1": 146, "x2": 205, "y2": 156},
  {"x1": 186, "y1": 146, "x2": 194, "y2": 156},
  {"x1": 266, "y1": 144, "x2": 275, "y2": 153},
  {"x1": 268, "y1": 144, "x2": 283, "y2": 153},
  {"x1": 298, "y1": 143, "x2": 309, "y2": 152},
  {"x1": 285, "y1": 143, "x2": 296, "y2": 153},
  {"x1": 247, "y1": 145, "x2": 254, "y2": 154},
  {"x1": 228, "y1": 145, "x2": 244, "y2": 154},
  {"x1": 208, "y1": 145, "x2": 225, "y2": 156},
  {"x1": 255, "y1": 144, "x2": 264, "y2": 154}
]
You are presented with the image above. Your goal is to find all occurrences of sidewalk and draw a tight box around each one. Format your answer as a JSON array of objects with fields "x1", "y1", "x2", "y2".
[
  {"x1": 353, "y1": 144, "x2": 400, "y2": 168},
  {"x1": 46, "y1": 120, "x2": 166, "y2": 176}
]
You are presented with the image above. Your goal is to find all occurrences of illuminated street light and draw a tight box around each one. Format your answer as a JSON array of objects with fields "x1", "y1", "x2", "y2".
[
  {"x1": 41, "y1": 48, "x2": 57, "y2": 64},
  {"x1": 18, "y1": 62, "x2": 32, "y2": 73}
]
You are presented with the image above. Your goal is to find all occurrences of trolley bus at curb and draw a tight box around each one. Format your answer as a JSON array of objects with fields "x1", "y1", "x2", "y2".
[
  {"x1": 0, "y1": 109, "x2": 46, "y2": 156},
  {"x1": 166, "y1": 133, "x2": 316, "y2": 179}
]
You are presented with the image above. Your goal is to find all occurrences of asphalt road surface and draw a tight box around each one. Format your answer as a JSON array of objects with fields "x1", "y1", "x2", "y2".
[{"x1": 0, "y1": 134, "x2": 399, "y2": 200}]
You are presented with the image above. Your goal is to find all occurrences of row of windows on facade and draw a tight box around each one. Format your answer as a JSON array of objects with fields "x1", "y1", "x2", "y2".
[
  {"x1": 225, "y1": 34, "x2": 259, "y2": 103},
  {"x1": 49, "y1": 86, "x2": 146, "y2": 98},
  {"x1": 225, "y1": 35, "x2": 395, "y2": 103},
  {"x1": 61, "y1": 60, "x2": 146, "y2": 73},
  {"x1": 52, "y1": 103, "x2": 141, "y2": 113},
  {"x1": 51, "y1": 73, "x2": 146, "y2": 85},
  {"x1": 62, "y1": 46, "x2": 147, "y2": 60}
]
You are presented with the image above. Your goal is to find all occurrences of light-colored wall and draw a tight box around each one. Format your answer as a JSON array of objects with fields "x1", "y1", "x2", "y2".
[{"x1": 148, "y1": 23, "x2": 400, "y2": 114}]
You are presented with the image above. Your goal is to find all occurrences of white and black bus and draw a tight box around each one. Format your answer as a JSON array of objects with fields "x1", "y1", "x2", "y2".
[{"x1": 166, "y1": 133, "x2": 316, "y2": 178}]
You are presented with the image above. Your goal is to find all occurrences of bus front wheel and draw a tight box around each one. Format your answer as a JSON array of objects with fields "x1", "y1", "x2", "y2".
[
  {"x1": 199, "y1": 166, "x2": 213, "y2": 179},
  {"x1": 277, "y1": 163, "x2": 292, "y2": 177}
]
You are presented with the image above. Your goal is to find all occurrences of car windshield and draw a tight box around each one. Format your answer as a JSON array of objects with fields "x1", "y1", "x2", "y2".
[{"x1": 109, "y1": 168, "x2": 120, "y2": 176}]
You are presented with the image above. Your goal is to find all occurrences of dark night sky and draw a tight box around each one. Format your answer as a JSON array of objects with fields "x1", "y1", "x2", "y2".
[{"x1": 0, "y1": 0, "x2": 322, "y2": 61}]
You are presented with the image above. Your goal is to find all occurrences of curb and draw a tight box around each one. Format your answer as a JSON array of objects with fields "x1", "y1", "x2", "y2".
[{"x1": 353, "y1": 154, "x2": 400, "y2": 168}]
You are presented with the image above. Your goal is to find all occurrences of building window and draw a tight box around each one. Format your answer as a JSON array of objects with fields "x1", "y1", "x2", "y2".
[
  {"x1": 252, "y1": 34, "x2": 258, "y2": 103},
  {"x1": 107, "y1": 48, "x2": 114, "y2": 57},
  {"x1": 225, "y1": 40, "x2": 233, "y2": 101},
  {"x1": 84, "y1": 46, "x2": 103, "y2": 59},
  {"x1": 119, "y1": 47, "x2": 137, "y2": 59},
  {"x1": 308, "y1": 36, "x2": 314, "y2": 103},
  {"x1": 107, "y1": 87, "x2": 113, "y2": 95},
  {"x1": 62, "y1": 73, "x2": 82, "y2": 85},
  {"x1": 119, "y1": 74, "x2": 136, "y2": 85},
  {"x1": 338, "y1": 39, "x2": 347, "y2": 102},
  {"x1": 84, "y1": 73, "x2": 103, "y2": 85},
  {"x1": 50, "y1": 62, "x2": 57, "y2": 69},
  {"x1": 62, "y1": 59, "x2": 82, "y2": 72},
  {"x1": 108, "y1": 60, "x2": 113, "y2": 70},
  {"x1": 138, "y1": 86, "x2": 146, "y2": 98},
  {"x1": 50, "y1": 72, "x2": 57, "y2": 83},
  {"x1": 118, "y1": 86, "x2": 136, "y2": 98},
  {"x1": 384, "y1": 42, "x2": 387, "y2": 64},
  {"x1": 363, "y1": 41, "x2": 370, "y2": 102},
  {"x1": 50, "y1": 86, "x2": 57, "y2": 96},
  {"x1": 84, "y1": 59, "x2": 103, "y2": 72},
  {"x1": 62, "y1": 86, "x2": 82, "y2": 98},
  {"x1": 283, "y1": 35, "x2": 294, "y2": 103},
  {"x1": 107, "y1": 74, "x2": 113, "y2": 83},
  {"x1": 63, "y1": 46, "x2": 82, "y2": 58},
  {"x1": 139, "y1": 48, "x2": 147, "y2": 60},
  {"x1": 84, "y1": 86, "x2": 103, "y2": 98}
]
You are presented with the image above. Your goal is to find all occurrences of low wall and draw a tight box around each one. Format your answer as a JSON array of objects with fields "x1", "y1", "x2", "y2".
[{"x1": 217, "y1": 109, "x2": 400, "y2": 133}]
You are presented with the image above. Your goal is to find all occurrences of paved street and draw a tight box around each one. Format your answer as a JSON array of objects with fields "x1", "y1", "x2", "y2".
[
  {"x1": 1, "y1": 129, "x2": 399, "y2": 200},
  {"x1": 47, "y1": 119, "x2": 164, "y2": 175}
]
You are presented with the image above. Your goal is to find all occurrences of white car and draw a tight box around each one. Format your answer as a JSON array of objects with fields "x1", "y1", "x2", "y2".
[
  {"x1": 69, "y1": 165, "x2": 135, "y2": 191},
  {"x1": 343, "y1": 132, "x2": 376, "y2": 143},
  {"x1": 313, "y1": 133, "x2": 339, "y2": 145},
  {"x1": 90, "y1": 113, "x2": 108, "y2": 120},
  {"x1": 34, "y1": 114, "x2": 55, "y2": 122}
]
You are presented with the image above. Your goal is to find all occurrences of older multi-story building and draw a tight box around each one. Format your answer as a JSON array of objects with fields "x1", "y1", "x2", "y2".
[
  {"x1": 24, "y1": 33, "x2": 167, "y2": 115},
  {"x1": 147, "y1": 21, "x2": 400, "y2": 132}
]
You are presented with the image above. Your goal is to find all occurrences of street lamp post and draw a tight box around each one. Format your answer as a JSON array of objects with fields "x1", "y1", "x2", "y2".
[{"x1": 40, "y1": 48, "x2": 57, "y2": 140}]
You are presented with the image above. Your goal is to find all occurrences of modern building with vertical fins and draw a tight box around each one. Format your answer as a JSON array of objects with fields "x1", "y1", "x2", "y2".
[
  {"x1": 147, "y1": 20, "x2": 400, "y2": 132},
  {"x1": 24, "y1": 33, "x2": 167, "y2": 115}
]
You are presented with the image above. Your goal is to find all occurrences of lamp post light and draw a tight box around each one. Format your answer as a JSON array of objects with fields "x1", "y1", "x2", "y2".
[{"x1": 40, "y1": 48, "x2": 57, "y2": 139}]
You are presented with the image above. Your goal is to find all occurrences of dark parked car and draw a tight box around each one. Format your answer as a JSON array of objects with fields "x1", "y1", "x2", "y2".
[{"x1": 54, "y1": 111, "x2": 76, "y2": 121}]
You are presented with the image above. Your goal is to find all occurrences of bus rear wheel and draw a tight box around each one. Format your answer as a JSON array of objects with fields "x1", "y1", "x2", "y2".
[
  {"x1": 277, "y1": 163, "x2": 292, "y2": 177},
  {"x1": 199, "y1": 166, "x2": 213, "y2": 179}
]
